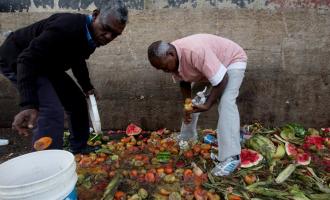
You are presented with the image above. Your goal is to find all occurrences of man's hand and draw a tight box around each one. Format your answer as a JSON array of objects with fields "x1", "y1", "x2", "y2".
[
  {"x1": 12, "y1": 109, "x2": 38, "y2": 136},
  {"x1": 85, "y1": 89, "x2": 100, "y2": 100},
  {"x1": 192, "y1": 104, "x2": 211, "y2": 113}
]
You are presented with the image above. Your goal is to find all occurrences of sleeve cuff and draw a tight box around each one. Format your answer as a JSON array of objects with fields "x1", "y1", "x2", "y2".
[
  {"x1": 81, "y1": 83, "x2": 94, "y2": 93},
  {"x1": 208, "y1": 64, "x2": 227, "y2": 86},
  {"x1": 20, "y1": 104, "x2": 38, "y2": 111}
]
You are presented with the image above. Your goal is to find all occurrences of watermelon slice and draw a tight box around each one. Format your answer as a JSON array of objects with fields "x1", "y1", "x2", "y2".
[
  {"x1": 126, "y1": 123, "x2": 142, "y2": 136},
  {"x1": 155, "y1": 128, "x2": 165, "y2": 135},
  {"x1": 284, "y1": 139, "x2": 311, "y2": 165},
  {"x1": 303, "y1": 135, "x2": 325, "y2": 150},
  {"x1": 240, "y1": 149, "x2": 263, "y2": 168},
  {"x1": 296, "y1": 152, "x2": 311, "y2": 165},
  {"x1": 285, "y1": 142, "x2": 298, "y2": 157}
]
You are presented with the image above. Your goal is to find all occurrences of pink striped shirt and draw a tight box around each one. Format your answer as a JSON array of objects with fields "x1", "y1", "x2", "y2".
[{"x1": 171, "y1": 34, "x2": 247, "y2": 86}]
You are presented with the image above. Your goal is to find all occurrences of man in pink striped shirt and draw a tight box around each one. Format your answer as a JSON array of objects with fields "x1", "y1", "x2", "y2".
[{"x1": 148, "y1": 34, "x2": 247, "y2": 176}]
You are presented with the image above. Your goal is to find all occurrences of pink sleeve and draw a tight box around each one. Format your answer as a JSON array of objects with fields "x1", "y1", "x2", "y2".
[{"x1": 193, "y1": 49, "x2": 227, "y2": 86}]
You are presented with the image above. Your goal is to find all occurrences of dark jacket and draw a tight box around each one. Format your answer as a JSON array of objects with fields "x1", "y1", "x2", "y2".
[{"x1": 1, "y1": 13, "x2": 95, "y2": 110}]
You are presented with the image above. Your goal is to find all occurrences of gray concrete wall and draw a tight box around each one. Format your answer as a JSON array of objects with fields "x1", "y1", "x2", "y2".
[
  {"x1": 0, "y1": 0, "x2": 330, "y2": 130},
  {"x1": 1, "y1": 0, "x2": 330, "y2": 11}
]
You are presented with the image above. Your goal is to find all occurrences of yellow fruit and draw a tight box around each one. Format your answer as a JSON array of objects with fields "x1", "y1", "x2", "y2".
[
  {"x1": 185, "y1": 98, "x2": 192, "y2": 104},
  {"x1": 184, "y1": 98, "x2": 193, "y2": 111}
]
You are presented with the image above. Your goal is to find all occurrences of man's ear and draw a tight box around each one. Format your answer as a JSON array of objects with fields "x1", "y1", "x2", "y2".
[
  {"x1": 168, "y1": 50, "x2": 175, "y2": 57},
  {"x1": 92, "y1": 9, "x2": 100, "y2": 21}
]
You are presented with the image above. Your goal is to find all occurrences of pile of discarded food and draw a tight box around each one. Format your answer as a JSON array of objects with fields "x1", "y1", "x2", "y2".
[{"x1": 72, "y1": 123, "x2": 330, "y2": 200}]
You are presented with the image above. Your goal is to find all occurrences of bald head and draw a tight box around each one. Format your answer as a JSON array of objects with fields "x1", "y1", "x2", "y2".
[{"x1": 147, "y1": 41, "x2": 179, "y2": 73}]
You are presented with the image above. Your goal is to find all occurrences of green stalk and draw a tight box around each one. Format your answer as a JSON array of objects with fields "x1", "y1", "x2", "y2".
[
  {"x1": 306, "y1": 167, "x2": 324, "y2": 184},
  {"x1": 289, "y1": 185, "x2": 311, "y2": 200},
  {"x1": 308, "y1": 193, "x2": 330, "y2": 200},
  {"x1": 202, "y1": 182, "x2": 227, "y2": 193},
  {"x1": 101, "y1": 172, "x2": 122, "y2": 200},
  {"x1": 246, "y1": 187, "x2": 289, "y2": 199},
  {"x1": 246, "y1": 180, "x2": 272, "y2": 190},
  {"x1": 275, "y1": 163, "x2": 297, "y2": 184},
  {"x1": 315, "y1": 181, "x2": 330, "y2": 193}
]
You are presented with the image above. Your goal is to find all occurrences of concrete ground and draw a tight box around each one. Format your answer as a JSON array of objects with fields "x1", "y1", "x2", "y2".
[{"x1": 0, "y1": 129, "x2": 32, "y2": 164}]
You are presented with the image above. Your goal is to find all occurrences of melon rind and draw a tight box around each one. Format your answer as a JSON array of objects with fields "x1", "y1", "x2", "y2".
[
  {"x1": 296, "y1": 153, "x2": 311, "y2": 165},
  {"x1": 285, "y1": 142, "x2": 298, "y2": 157},
  {"x1": 240, "y1": 149, "x2": 263, "y2": 168},
  {"x1": 126, "y1": 123, "x2": 142, "y2": 136}
]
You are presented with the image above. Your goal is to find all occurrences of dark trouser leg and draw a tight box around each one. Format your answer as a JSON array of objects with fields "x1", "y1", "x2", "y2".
[
  {"x1": 0, "y1": 40, "x2": 65, "y2": 150},
  {"x1": 0, "y1": 69, "x2": 65, "y2": 150},
  {"x1": 49, "y1": 73, "x2": 90, "y2": 152},
  {"x1": 32, "y1": 77, "x2": 64, "y2": 149}
]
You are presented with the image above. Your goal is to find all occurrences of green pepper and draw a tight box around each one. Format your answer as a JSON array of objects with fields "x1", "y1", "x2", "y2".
[{"x1": 156, "y1": 151, "x2": 171, "y2": 163}]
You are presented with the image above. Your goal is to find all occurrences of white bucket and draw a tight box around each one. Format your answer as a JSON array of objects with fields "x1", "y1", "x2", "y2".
[{"x1": 0, "y1": 150, "x2": 77, "y2": 200}]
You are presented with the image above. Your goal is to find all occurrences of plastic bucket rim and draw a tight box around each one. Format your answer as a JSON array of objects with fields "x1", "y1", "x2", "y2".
[{"x1": 0, "y1": 150, "x2": 75, "y2": 189}]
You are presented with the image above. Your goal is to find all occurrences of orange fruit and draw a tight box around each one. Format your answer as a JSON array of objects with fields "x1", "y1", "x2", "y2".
[
  {"x1": 130, "y1": 169, "x2": 138, "y2": 177},
  {"x1": 244, "y1": 174, "x2": 257, "y2": 185},
  {"x1": 201, "y1": 144, "x2": 211, "y2": 151},
  {"x1": 114, "y1": 191, "x2": 126, "y2": 200},
  {"x1": 193, "y1": 144, "x2": 201, "y2": 154},
  {"x1": 228, "y1": 194, "x2": 242, "y2": 200},
  {"x1": 145, "y1": 172, "x2": 155, "y2": 183},
  {"x1": 184, "y1": 150, "x2": 194, "y2": 159},
  {"x1": 164, "y1": 166, "x2": 173, "y2": 174},
  {"x1": 33, "y1": 137, "x2": 52, "y2": 151},
  {"x1": 183, "y1": 169, "x2": 193, "y2": 179}
]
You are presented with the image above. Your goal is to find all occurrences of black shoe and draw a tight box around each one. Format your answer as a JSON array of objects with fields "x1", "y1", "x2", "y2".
[{"x1": 69, "y1": 145, "x2": 100, "y2": 155}]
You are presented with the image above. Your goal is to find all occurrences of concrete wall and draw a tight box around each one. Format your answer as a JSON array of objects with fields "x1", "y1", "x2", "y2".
[
  {"x1": 0, "y1": 0, "x2": 330, "y2": 130},
  {"x1": 1, "y1": 0, "x2": 330, "y2": 11}
]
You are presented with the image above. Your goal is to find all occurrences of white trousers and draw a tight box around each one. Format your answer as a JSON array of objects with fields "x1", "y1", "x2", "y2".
[{"x1": 180, "y1": 62, "x2": 246, "y2": 161}]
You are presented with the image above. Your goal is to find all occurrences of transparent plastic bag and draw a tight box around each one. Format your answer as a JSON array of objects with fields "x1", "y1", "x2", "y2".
[{"x1": 179, "y1": 87, "x2": 207, "y2": 141}]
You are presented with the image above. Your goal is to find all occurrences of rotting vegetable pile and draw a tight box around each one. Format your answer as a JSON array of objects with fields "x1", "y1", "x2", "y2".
[{"x1": 69, "y1": 123, "x2": 330, "y2": 200}]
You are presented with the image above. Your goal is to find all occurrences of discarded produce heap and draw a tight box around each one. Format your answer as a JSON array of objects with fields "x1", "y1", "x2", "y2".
[{"x1": 70, "y1": 123, "x2": 330, "y2": 200}]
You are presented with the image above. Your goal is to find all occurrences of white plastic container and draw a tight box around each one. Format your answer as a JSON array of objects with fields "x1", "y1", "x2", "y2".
[
  {"x1": 0, "y1": 150, "x2": 77, "y2": 200},
  {"x1": 0, "y1": 139, "x2": 9, "y2": 146},
  {"x1": 87, "y1": 94, "x2": 102, "y2": 133}
]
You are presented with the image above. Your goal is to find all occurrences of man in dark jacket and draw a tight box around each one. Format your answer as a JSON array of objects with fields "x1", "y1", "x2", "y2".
[{"x1": 0, "y1": 0, "x2": 128, "y2": 154}]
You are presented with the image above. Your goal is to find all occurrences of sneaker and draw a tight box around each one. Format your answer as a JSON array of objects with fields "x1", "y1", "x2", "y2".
[
  {"x1": 211, "y1": 155, "x2": 240, "y2": 176},
  {"x1": 210, "y1": 152, "x2": 219, "y2": 162}
]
